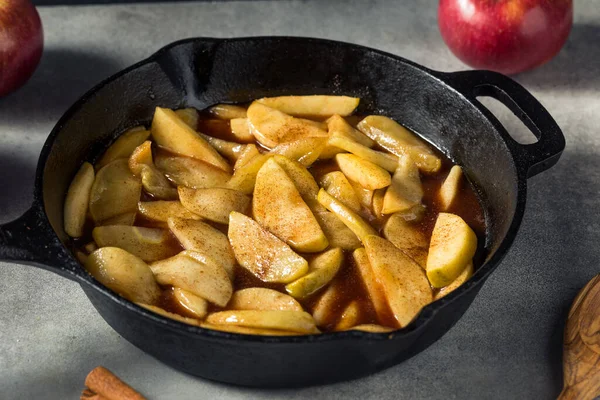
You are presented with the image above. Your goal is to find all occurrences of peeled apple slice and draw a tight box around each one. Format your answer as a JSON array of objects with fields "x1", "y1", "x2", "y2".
[
  {"x1": 364, "y1": 235, "x2": 432, "y2": 327},
  {"x1": 64, "y1": 162, "x2": 95, "y2": 237},
  {"x1": 155, "y1": 154, "x2": 231, "y2": 189},
  {"x1": 92, "y1": 225, "x2": 179, "y2": 262},
  {"x1": 226, "y1": 153, "x2": 270, "y2": 195},
  {"x1": 167, "y1": 217, "x2": 235, "y2": 280},
  {"x1": 95, "y1": 126, "x2": 150, "y2": 170},
  {"x1": 335, "y1": 153, "x2": 391, "y2": 190},
  {"x1": 381, "y1": 156, "x2": 423, "y2": 215},
  {"x1": 439, "y1": 165, "x2": 463, "y2": 211},
  {"x1": 317, "y1": 189, "x2": 377, "y2": 243},
  {"x1": 285, "y1": 248, "x2": 343, "y2": 299},
  {"x1": 434, "y1": 262, "x2": 474, "y2": 301},
  {"x1": 150, "y1": 251, "x2": 232, "y2": 307},
  {"x1": 383, "y1": 213, "x2": 429, "y2": 268},
  {"x1": 140, "y1": 165, "x2": 178, "y2": 200},
  {"x1": 269, "y1": 137, "x2": 328, "y2": 167},
  {"x1": 349, "y1": 179, "x2": 374, "y2": 210},
  {"x1": 313, "y1": 211, "x2": 361, "y2": 251},
  {"x1": 174, "y1": 108, "x2": 199, "y2": 130},
  {"x1": 357, "y1": 116, "x2": 441, "y2": 174},
  {"x1": 311, "y1": 281, "x2": 340, "y2": 328},
  {"x1": 326, "y1": 114, "x2": 375, "y2": 148},
  {"x1": 229, "y1": 288, "x2": 303, "y2": 312},
  {"x1": 319, "y1": 171, "x2": 362, "y2": 213},
  {"x1": 253, "y1": 158, "x2": 327, "y2": 252},
  {"x1": 137, "y1": 201, "x2": 201, "y2": 222},
  {"x1": 353, "y1": 247, "x2": 391, "y2": 324},
  {"x1": 230, "y1": 118, "x2": 254, "y2": 142},
  {"x1": 206, "y1": 310, "x2": 319, "y2": 334},
  {"x1": 233, "y1": 144, "x2": 260, "y2": 170},
  {"x1": 128, "y1": 140, "x2": 153, "y2": 176},
  {"x1": 334, "y1": 301, "x2": 361, "y2": 331},
  {"x1": 228, "y1": 212, "x2": 308, "y2": 283},
  {"x1": 199, "y1": 133, "x2": 246, "y2": 162},
  {"x1": 272, "y1": 155, "x2": 323, "y2": 211},
  {"x1": 328, "y1": 135, "x2": 398, "y2": 172},
  {"x1": 208, "y1": 104, "x2": 247, "y2": 120},
  {"x1": 256, "y1": 95, "x2": 359, "y2": 118},
  {"x1": 172, "y1": 288, "x2": 208, "y2": 319},
  {"x1": 151, "y1": 107, "x2": 231, "y2": 172},
  {"x1": 247, "y1": 102, "x2": 328, "y2": 148},
  {"x1": 85, "y1": 247, "x2": 160, "y2": 304},
  {"x1": 178, "y1": 186, "x2": 250, "y2": 224},
  {"x1": 89, "y1": 159, "x2": 142, "y2": 224},
  {"x1": 426, "y1": 213, "x2": 477, "y2": 288}
]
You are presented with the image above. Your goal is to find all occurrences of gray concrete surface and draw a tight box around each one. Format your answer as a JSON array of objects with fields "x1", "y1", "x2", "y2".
[{"x1": 1, "y1": 1, "x2": 598, "y2": 398}]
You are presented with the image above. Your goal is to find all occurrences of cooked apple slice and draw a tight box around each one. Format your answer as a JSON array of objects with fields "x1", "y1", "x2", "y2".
[
  {"x1": 372, "y1": 188, "x2": 385, "y2": 217},
  {"x1": 229, "y1": 288, "x2": 303, "y2": 312},
  {"x1": 334, "y1": 301, "x2": 361, "y2": 331},
  {"x1": 178, "y1": 186, "x2": 250, "y2": 224},
  {"x1": 92, "y1": 225, "x2": 179, "y2": 262},
  {"x1": 349, "y1": 179, "x2": 374, "y2": 209},
  {"x1": 328, "y1": 135, "x2": 398, "y2": 172},
  {"x1": 206, "y1": 310, "x2": 318, "y2": 334},
  {"x1": 439, "y1": 165, "x2": 463, "y2": 211},
  {"x1": 64, "y1": 162, "x2": 95, "y2": 237},
  {"x1": 348, "y1": 324, "x2": 393, "y2": 333},
  {"x1": 247, "y1": 102, "x2": 328, "y2": 148},
  {"x1": 272, "y1": 155, "x2": 323, "y2": 211},
  {"x1": 256, "y1": 95, "x2": 359, "y2": 118},
  {"x1": 89, "y1": 159, "x2": 142, "y2": 223},
  {"x1": 383, "y1": 213, "x2": 429, "y2": 268},
  {"x1": 151, "y1": 107, "x2": 231, "y2": 172},
  {"x1": 138, "y1": 201, "x2": 201, "y2": 222},
  {"x1": 426, "y1": 213, "x2": 477, "y2": 288},
  {"x1": 226, "y1": 153, "x2": 270, "y2": 194},
  {"x1": 253, "y1": 158, "x2": 327, "y2": 252},
  {"x1": 228, "y1": 212, "x2": 308, "y2": 283},
  {"x1": 336, "y1": 154, "x2": 391, "y2": 190},
  {"x1": 357, "y1": 116, "x2": 441, "y2": 173},
  {"x1": 150, "y1": 251, "x2": 232, "y2": 307},
  {"x1": 137, "y1": 303, "x2": 201, "y2": 326},
  {"x1": 364, "y1": 235, "x2": 432, "y2": 327},
  {"x1": 311, "y1": 281, "x2": 341, "y2": 328},
  {"x1": 233, "y1": 144, "x2": 260, "y2": 170},
  {"x1": 174, "y1": 108, "x2": 199, "y2": 130},
  {"x1": 85, "y1": 247, "x2": 160, "y2": 304},
  {"x1": 317, "y1": 189, "x2": 377, "y2": 243},
  {"x1": 230, "y1": 118, "x2": 254, "y2": 142},
  {"x1": 327, "y1": 114, "x2": 375, "y2": 147},
  {"x1": 382, "y1": 156, "x2": 423, "y2": 215},
  {"x1": 140, "y1": 165, "x2": 178, "y2": 200},
  {"x1": 353, "y1": 247, "x2": 391, "y2": 324},
  {"x1": 95, "y1": 126, "x2": 150, "y2": 170},
  {"x1": 434, "y1": 262, "x2": 474, "y2": 301},
  {"x1": 128, "y1": 140, "x2": 153, "y2": 175},
  {"x1": 201, "y1": 322, "x2": 300, "y2": 336},
  {"x1": 269, "y1": 137, "x2": 328, "y2": 167},
  {"x1": 167, "y1": 217, "x2": 235, "y2": 280},
  {"x1": 320, "y1": 171, "x2": 362, "y2": 213},
  {"x1": 208, "y1": 104, "x2": 247, "y2": 120},
  {"x1": 155, "y1": 154, "x2": 231, "y2": 189},
  {"x1": 98, "y1": 212, "x2": 136, "y2": 226},
  {"x1": 313, "y1": 211, "x2": 361, "y2": 250},
  {"x1": 286, "y1": 248, "x2": 343, "y2": 299},
  {"x1": 84, "y1": 242, "x2": 98, "y2": 254},
  {"x1": 199, "y1": 133, "x2": 246, "y2": 162},
  {"x1": 172, "y1": 287, "x2": 208, "y2": 319}
]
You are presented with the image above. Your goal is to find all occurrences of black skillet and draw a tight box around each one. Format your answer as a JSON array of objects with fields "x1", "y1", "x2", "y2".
[{"x1": 0, "y1": 37, "x2": 564, "y2": 387}]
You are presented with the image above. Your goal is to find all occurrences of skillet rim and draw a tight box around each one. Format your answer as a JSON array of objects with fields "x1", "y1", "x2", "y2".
[{"x1": 35, "y1": 36, "x2": 529, "y2": 343}]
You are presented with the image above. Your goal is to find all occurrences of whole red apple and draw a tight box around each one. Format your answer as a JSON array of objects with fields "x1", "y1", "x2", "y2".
[
  {"x1": 438, "y1": 0, "x2": 572, "y2": 75},
  {"x1": 0, "y1": 0, "x2": 43, "y2": 97}
]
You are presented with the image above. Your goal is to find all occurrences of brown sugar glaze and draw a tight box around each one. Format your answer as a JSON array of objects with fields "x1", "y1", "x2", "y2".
[{"x1": 75, "y1": 107, "x2": 486, "y2": 332}]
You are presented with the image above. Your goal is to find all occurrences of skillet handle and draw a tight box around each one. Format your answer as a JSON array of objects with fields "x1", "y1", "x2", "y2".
[
  {"x1": 0, "y1": 207, "x2": 79, "y2": 281},
  {"x1": 440, "y1": 70, "x2": 565, "y2": 178}
]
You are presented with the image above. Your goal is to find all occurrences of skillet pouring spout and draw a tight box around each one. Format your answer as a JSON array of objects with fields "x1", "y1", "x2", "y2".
[{"x1": 0, "y1": 37, "x2": 565, "y2": 386}]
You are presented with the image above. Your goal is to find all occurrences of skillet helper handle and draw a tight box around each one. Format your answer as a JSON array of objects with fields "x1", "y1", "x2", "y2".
[
  {"x1": 441, "y1": 70, "x2": 565, "y2": 179},
  {"x1": 0, "y1": 208, "x2": 44, "y2": 263}
]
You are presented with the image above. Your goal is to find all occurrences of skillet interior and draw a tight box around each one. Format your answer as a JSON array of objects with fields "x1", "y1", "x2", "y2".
[{"x1": 38, "y1": 37, "x2": 522, "y2": 386}]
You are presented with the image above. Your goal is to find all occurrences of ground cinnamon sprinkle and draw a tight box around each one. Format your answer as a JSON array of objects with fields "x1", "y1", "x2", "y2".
[{"x1": 82, "y1": 366, "x2": 146, "y2": 400}]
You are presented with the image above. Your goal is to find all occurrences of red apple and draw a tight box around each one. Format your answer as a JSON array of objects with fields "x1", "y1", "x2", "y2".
[
  {"x1": 438, "y1": 0, "x2": 572, "y2": 75},
  {"x1": 0, "y1": 0, "x2": 43, "y2": 97}
]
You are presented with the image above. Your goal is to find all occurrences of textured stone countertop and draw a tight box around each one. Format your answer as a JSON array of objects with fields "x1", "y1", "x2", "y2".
[{"x1": 1, "y1": 1, "x2": 599, "y2": 399}]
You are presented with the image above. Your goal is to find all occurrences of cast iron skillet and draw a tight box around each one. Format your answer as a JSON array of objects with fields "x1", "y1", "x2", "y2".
[{"x1": 0, "y1": 37, "x2": 564, "y2": 387}]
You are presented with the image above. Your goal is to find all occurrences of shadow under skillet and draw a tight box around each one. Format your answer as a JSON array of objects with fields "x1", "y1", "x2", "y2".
[
  {"x1": 515, "y1": 23, "x2": 600, "y2": 90},
  {"x1": 0, "y1": 47, "x2": 123, "y2": 126}
]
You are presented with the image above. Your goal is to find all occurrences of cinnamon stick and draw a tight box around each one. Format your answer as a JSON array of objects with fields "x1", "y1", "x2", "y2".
[{"x1": 84, "y1": 366, "x2": 146, "y2": 400}]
